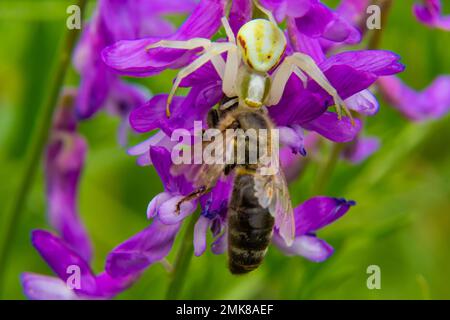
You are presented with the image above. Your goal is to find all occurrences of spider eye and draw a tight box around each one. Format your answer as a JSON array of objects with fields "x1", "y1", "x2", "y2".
[{"x1": 237, "y1": 19, "x2": 286, "y2": 73}]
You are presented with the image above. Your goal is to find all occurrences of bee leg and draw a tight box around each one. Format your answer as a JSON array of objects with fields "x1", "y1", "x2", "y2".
[{"x1": 175, "y1": 186, "x2": 211, "y2": 214}]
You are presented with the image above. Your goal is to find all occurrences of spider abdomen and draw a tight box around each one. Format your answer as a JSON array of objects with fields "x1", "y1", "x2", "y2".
[{"x1": 237, "y1": 19, "x2": 286, "y2": 73}]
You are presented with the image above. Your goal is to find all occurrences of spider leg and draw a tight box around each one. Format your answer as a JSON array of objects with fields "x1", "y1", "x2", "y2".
[
  {"x1": 146, "y1": 37, "x2": 227, "y2": 82},
  {"x1": 219, "y1": 17, "x2": 239, "y2": 97},
  {"x1": 266, "y1": 60, "x2": 295, "y2": 106},
  {"x1": 222, "y1": 45, "x2": 239, "y2": 98},
  {"x1": 293, "y1": 68, "x2": 308, "y2": 88},
  {"x1": 221, "y1": 17, "x2": 236, "y2": 44},
  {"x1": 145, "y1": 38, "x2": 211, "y2": 51},
  {"x1": 166, "y1": 43, "x2": 236, "y2": 117},
  {"x1": 268, "y1": 53, "x2": 354, "y2": 124},
  {"x1": 253, "y1": 0, "x2": 278, "y2": 25}
]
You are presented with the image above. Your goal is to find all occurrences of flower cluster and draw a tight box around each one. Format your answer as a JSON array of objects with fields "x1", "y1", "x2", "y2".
[
  {"x1": 22, "y1": 0, "x2": 450, "y2": 299},
  {"x1": 73, "y1": 0, "x2": 195, "y2": 143},
  {"x1": 21, "y1": 0, "x2": 197, "y2": 300},
  {"x1": 103, "y1": 0, "x2": 403, "y2": 277}
]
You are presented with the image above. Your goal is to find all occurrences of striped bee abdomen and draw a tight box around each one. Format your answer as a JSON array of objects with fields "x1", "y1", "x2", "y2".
[{"x1": 228, "y1": 172, "x2": 274, "y2": 274}]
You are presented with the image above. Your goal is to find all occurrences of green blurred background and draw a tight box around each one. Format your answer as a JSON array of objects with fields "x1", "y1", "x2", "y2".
[{"x1": 0, "y1": 0, "x2": 450, "y2": 299}]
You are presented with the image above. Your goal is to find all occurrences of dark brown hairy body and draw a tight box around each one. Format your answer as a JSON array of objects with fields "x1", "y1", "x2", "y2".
[{"x1": 228, "y1": 170, "x2": 274, "y2": 274}]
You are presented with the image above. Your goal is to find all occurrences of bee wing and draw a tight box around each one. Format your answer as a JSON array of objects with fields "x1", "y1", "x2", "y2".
[
  {"x1": 254, "y1": 172, "x2": 295, "y2": 246},
  {"x1": 170, "y1": 131, "x2": 234, "y2": 189}
]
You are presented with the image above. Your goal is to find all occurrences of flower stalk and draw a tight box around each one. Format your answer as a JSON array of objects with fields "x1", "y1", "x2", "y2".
[
  {"x1": 311, "y1": 142, "x2": 345, "y2": 195},
  {"x1": 0, "y1": 0, "x2": 88, "y2": 296},
  {"x1": 165, "y1": 211, "x2": 200, "y2": 299},
  {"x1": 368, "y1": 0, "x2": 393, "y2": 50}
]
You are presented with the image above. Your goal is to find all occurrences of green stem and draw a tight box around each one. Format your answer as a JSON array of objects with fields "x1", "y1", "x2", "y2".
[
  {"x1": 0, "y1": 0, "x2": 87, "y2": 296},
  {"x1": 165, "y1": 212, "x2": 199, "y2": 299},
  {"x1": 367, "y1": 0, "x2": 393, "y2": 50},
  {"x1": 311, "y1": 143, "x2": 344, "y2": 196}
]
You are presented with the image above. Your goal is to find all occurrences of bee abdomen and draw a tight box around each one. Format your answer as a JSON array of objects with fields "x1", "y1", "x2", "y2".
[
  {"x1": 228, "y1": 210, "x2": 273, "y2": 274},
  {"x1": 227, "y1": 173, "x2": 275, "y2": 275}
]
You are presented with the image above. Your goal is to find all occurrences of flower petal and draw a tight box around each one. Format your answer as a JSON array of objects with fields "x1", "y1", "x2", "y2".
[
  {"x1": 320, "y1": 50, "x2": 405, "y2": 77},
  {"x1": 413, "y1": 0, "x2": 450, "y2": 31},
  {"x1": 337, "y1": 0, "x2": 370, "y2": 26},
  {"x1": 302, "y1": 112, "x2": 361, "y2": 142},
  {"x1": 343, "y1": 136, "x2": 380, "y2": 164},
  {"x1": 46, "y1": 107, "x2": 92, "y2": 262},
  {"x1": 378, "y1": 75, "x2": 450, "y2": 121},
  {"x1": 274, "y1": 233, "x2": 334, "y2": 262},
  {"x1": 31, "y1": 230, "x2": 97, "y2": 295},
  {"x1": 21, "y1": 273, "x2": 80, "y2": 300},
  {"x1": 128, "y1": 130, "x2": 172, "y2": 156},
  {"x1": 200, "y1": 177, "x2": 233, "y2": 220},
  {"x1": 75, "y1": 65, "x2": 114, "y2": 119},
  {"x1": 280, "y1": 147, "x2": 303, "y2": 183},
  {"x1": 211, "y1": 230, "x2": 228, "y2": 254},
  {"x1": 295, "y1": 2, "x2": 334, "y2": 38},
  {"x1": 158, "y1": 195, "x2": 197, "y2": 224},
  {"x1": 345, "y1": 89, "x2": 379, "y2": 116},
  {"x1": 147, "y1": 192, "x2": 173, "y2": 219},
  {"x1": 102, "y1": 0, "x2": 226, "y2": 76},
  {"x1": 193, "y1": 216, "x2": 212, "y2": 256},
  {"x1": 278, "y1": 125, "x2": 306, "y2": 155},
  {"x1": 323, "y1": 14, "x2": 361, "y2": 44},
  {"x1": 150, "y1": 146, "x2": 194, "y2": 194},
  {"x1": 287, "y1": 17, "x2": 325, "y2": 63},
  {"x1": 105, "y1": 218, "x2": 181, "y2": 277},
  {"x1": 269, "y1": 76, "x2": 326, "y2": 126},
  {"x1": 294, "y1": 197, "x2": 355, "y2": 235},
  {"x1": 130, "y1": 83, "x2": 222, "y2": 135},
  {"x1": 229, "y1": 0, "x2": 253, "y2": 35},
  {"x1": 94, "y1": 272, "x2": 138, "y2": 299}
]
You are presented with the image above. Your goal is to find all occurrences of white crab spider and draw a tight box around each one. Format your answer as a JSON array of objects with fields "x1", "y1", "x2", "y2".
[{"x1": 146, "y1": 1, "x2": 353, "y2": 123}]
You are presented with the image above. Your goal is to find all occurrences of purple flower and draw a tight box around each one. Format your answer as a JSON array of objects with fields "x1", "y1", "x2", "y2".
[
  {"x1": 413, "y1": 0, "x2": 450, "y2": 30},
  {"x1": 195, "y1": 177, "x2": 232, "y2": 256},
  {"x1": 128, "y1": 39, "x2": 403, "y2": 145},
  {"x1": 106, "y1": 146, "x2": 233, "y2": 276},
  {"x1": 103, "y1": 0, "x2": 403, "y2": 277},
  {"x1": 273, "y1": 197, "x2": 355, "y2": 262},
  {"x1": 129, "y1": 83, "x2": 223, "y2": 137},
  {"x1": 22, "y1": 230, "x2": 139, "y2": 300},
  {"x1": 106, "y1": 174, "x2": 355, "y2": 276},
  {"x1": 336, "y1": 0, "x2": 371, "y2": 28},
  {"x1": 74, "y1": 0, "x2": 195, "y2": 119},
  {"x1": 106, "y1": 146, "x2": 195, "y2": 277},
  {"x1": 280, "y1": 133, "x2": 320, "y2": 182},
  {"x1": 102, "y1": 0, "x2": 226, "y2": 77},
  {"x1": 378, "y1": 75, "x2": 450, "y2": 121},
  {"x1": 105, "y1": 218, "x2": 182, "y2": 278},
  {"x1": 261, "y1": 0, "x2": 361, "y2": 45},
  {"x1": 105, "y1": 144, "x2": 355, "y2": 276},
  {"x1": 45, "y1": 89, "x2": 92, "y2": 262},
  {"x1": 103, "y1": 0, "x2": 403, "y2": 146}
]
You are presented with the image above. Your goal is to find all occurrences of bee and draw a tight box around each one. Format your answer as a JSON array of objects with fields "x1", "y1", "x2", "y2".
[{"x1": 173, "y1": 97, "x2": 294, "y2": 274}]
